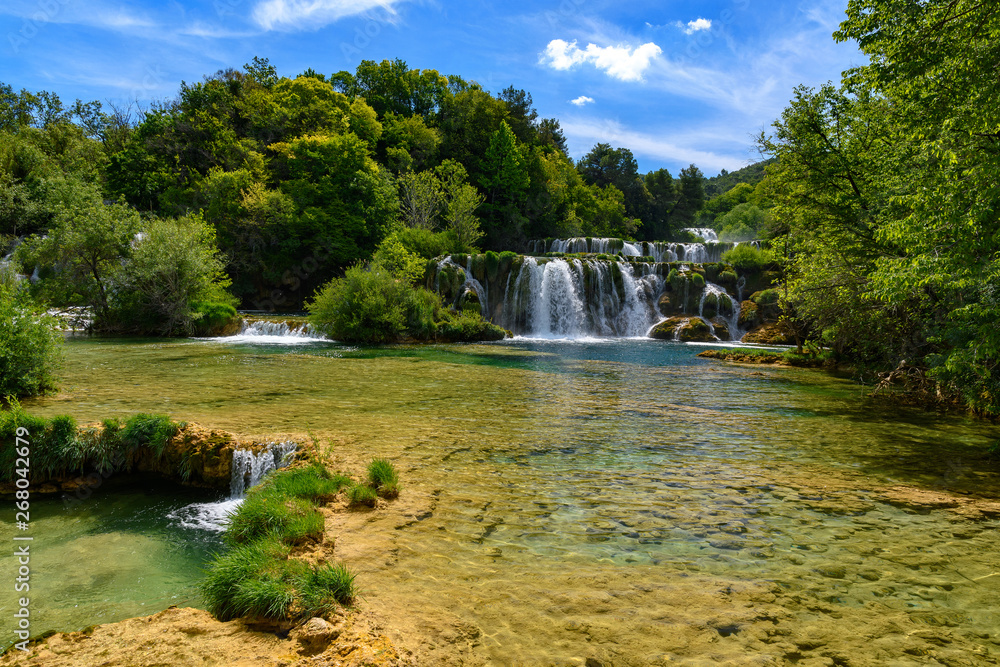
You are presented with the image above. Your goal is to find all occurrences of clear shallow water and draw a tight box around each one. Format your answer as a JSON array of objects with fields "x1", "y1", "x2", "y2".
[
  {"x1": 0, "y1": 477, "x2": 222, "y2": 650},
  {"x1": 19, "y1": 336, "x2": 1000, "y2": 664}
]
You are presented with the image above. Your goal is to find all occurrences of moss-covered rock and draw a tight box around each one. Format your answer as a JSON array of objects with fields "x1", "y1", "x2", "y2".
[
  {"x1": 738, "y1": 300, "x2": 760, "y2": 330},
  {"x1": 657, "y1": 293, "x2": 672, "y2": 317},
  {"x1": 742, "y1": 321, "x2": 796, "y2": 345},
  {"x1": 649, "y1": 316, "x2": 714, "y2": 342},
  {"x1": 710, "y1": 317, "x2": 731, "y2": 341}
]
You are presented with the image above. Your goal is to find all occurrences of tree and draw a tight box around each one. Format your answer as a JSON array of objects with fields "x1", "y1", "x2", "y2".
[
  {"x1": 577, "y1": 143, "x2": 650, "y2": 222},
  {"x1": 398, "y1": 170, "x2": 441, "y2": 229},
  {"x1": 436, "y1": 160, "x2": 484, "y2": 250},
  {"x1": 642, "y1": 168, "x2": 678, "y2": 241},
  {"x1": 0, "y1": 280, "x2": 60, "y2": 397},
  {"x1": 21, "y1": 200, "x2": 142, "y2": 323},
  {"x1": 671, "y1": 165, "x2": 706, "y2": 228}
]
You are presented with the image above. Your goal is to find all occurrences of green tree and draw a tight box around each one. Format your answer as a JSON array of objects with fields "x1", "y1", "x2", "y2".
[
  {"x1": 0, "y1": 281, "x2": 60, "y2": 397},
  {"x1": 671, "y1": 165, "x2": 706, "y2": 228}
]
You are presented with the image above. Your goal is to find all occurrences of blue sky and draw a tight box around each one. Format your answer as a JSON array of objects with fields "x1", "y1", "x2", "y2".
[{"x1": 0, "y1": 0, "x2": 864, "y2": 176}]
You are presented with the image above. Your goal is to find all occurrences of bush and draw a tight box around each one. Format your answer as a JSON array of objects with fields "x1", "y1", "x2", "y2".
[
  {"x1": 0, "y1": 282, "x2": 61, "y2": 398},
  {"x1": 307, "y1": 263, "x2": 411, "y2": 343},
  {"x1": 436, "y1": 309, "x2": 508, "y2": 343},
  {"x1": 721, "y1": 244, "x2": 778, "y2": 272},
  {"x1": 190, "y1": 301, "x2": 240, "y2": 336},
  {"x1": 393, "y1": 227, "x2": 464, "y2": 259}
]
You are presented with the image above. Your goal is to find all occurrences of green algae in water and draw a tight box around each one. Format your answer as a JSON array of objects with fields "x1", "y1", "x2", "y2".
[{"x1": 0, "y1": 476, "x2": 222, "y2": 649}]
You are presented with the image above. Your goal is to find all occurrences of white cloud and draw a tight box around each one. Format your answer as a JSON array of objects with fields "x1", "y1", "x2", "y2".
[
  {"x1": 570, "y1": 96, "x2": 595, "y2": 106},
  {"x1": 678, "y1": 18, "x2": 712, "y2": 35},
  {"x1": 541, "y1": 39, "x2": 662, "y2": 82},
  {"x1": 252, "y1": 0, "x2": 405, "y2": 31}
]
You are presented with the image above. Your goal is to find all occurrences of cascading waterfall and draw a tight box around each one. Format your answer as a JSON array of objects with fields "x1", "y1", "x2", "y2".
[
  {"x1": 169, "y1": 442, "x2": 298, "y2": 532},
  {"x1": 220, "y1": 320, "x2": 326, "y2": 344},
  {"x1": 501, "y1": 258, "x2": 664, "y2": 338},
  {"x1": 229, "y1": 442, "x2": 298, "y2": 498},
  {"x1": 437, "y1": 256, "x2": 488, "y2": 317},
  {"x1": 682, "y1": 228, "x2": 719, "y2": 242},
  {"x1": 698, "y1": 281, "x2": 743, "y2": 341}
]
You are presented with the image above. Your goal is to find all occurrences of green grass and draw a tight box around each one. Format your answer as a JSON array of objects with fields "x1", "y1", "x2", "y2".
[
  {"x1": 347, "y1": 482, "x2": 378, "y2": 507},
  {"x1": 0, "y1": 402, "x2": 182, "y2": 483},
  {"x1": 268, "y1": 463, "x2": 353, "y2": 501},
  {"x1": 224, "y1": 489, "x2": 324, "y2": 547},
  {"x1": 367, "y1": 457, "x2": 400, "y2": 499},
  {"x1": 202, "y1": 460, "x2": 394, "y2": 622}
]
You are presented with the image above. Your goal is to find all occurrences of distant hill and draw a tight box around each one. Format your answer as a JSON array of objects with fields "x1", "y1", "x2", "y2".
[{"x1": 704, "y1": 159, "x2": 774, "y2": 199}]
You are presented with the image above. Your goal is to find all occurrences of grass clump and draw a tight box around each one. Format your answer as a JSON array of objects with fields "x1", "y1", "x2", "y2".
[
  {"x1": 347, "y1": 482, "x2": 378, "y2": 507},
  {"x1": 203, "y1": 458, "x2": 394, "y2": 622},
  {"x1": 367, "y1": 457, "x2": 400, "y2": 499},
  {"x1": 0, "y1": 401, "x2": 182, "y2": 482}
]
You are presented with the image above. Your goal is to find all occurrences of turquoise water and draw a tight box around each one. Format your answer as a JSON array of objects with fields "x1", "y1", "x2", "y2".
[{"x1": 13, "y1": 335, "x2": 1000, "y2": 664}]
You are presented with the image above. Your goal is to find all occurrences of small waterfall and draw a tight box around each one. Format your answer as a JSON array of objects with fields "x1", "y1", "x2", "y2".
[
  {"x1": 229, "y1": 442, "x2": 298, "y2": 498},
  {"x1": 169, "y1": 442, "x2": 298, "y2": 532},
  {"x1": 221, "y1": 320, "x2": 326, "y2": 344},
  {"x1": 699, "y1": 281, "x2": 743, "y2": 341},
  {"x1": 438, "y1": 256, "x2": 488, "y2": 317}
]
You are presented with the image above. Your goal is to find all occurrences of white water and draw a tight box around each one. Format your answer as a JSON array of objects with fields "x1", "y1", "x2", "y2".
[
  {"x1": 218, "y1": 320, "x2": 326, "y2": 344},
  {"x1": 503, "y1": 258, "x2": 664, "y2": 338},
  {"x1": 169, "y1": 442, "x2": 297, "y2": 532},
  {"x1": 698, "y1": 281, "x2": 744, "y2": 341},
  {"x1": 682, "y1": 228, "x2": 719, "y2": 243}
]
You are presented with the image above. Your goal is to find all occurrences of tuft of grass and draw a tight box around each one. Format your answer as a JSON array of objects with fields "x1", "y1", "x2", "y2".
[
  {"x1": 347, "y1": 483, "x2": 378, "y2": 508},
  {"x1": 201, "y1": 537, "x2": 293, "y2": 621},
  {"x1": 224, "y1": 491, "x2": 324, "y2": 547},
  {"x1": 121, "y1": 413, "x2": 179, "y2": 458},
  {"x1": 367, "y1": 457, "x2": 399, "y2": 493},
  {"x1": 269, "y1": 464, "x2": 352, "y2": 501},
  {"x1": 297, "y1": 562, "x2": 357, "y2": 615}
]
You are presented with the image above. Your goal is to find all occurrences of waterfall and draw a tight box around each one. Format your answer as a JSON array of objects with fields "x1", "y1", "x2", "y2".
[
  {"x1": 501, "y1": 258, "x2": 663, "y2": 338},
  {"x1": 169, "y1": 442, "x2": 298, "y2": 532},
  {"x1": 698, "y1": 281, "x2": 744, "y2": 341},
  {"x1": 220, "y1": 320, "x2": 326, "y2": 344},
  {"x1": 438, "y1": 256, "x2": 488, "y2": 317},
  {"x1": 229, "y1": 442, "x2": 298, "y2": 498}
]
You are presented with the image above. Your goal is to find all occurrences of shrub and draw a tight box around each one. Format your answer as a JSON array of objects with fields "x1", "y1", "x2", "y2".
[
  {"x1": 436, "y1": 309, "x2": 508, "y2": 343},
  {"x1": 691, "y1": 272, "x2": 706, "y2": 289},
  {"x1": 307, "y1": 263, "x2": 411, "y2": 343},
  {"x1": 0, "y1": 282, "x2": 61, "y2": 398},
  {"x1": 190, "y1": 301, "x2": 240, "y2": 336},
  {"x1": 393, "y1": 227, "x2": 463, "y2": 260},
  {"x1": 721, "y1": 244, "x2": 778, "y2": 272},
  {"x1": 752, "y1": 289, "x2": 781, "y2": 306}
]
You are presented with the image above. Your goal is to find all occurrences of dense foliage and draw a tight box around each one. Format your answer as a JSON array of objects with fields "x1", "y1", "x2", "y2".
[
  {"x1": 759, "y1": 0, "x2": 1000, "y2": 415},
  {"x1": 1, "y1": 58, "x2": 725, "y2": 312},
  {"x1": 0, "y1": 280, "x2": 60, "y2": 397}
]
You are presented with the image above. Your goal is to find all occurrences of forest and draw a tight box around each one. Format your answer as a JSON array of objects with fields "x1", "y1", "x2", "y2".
[{"x1": 0, "y1": 0, "x2": 997, "y2": 416}]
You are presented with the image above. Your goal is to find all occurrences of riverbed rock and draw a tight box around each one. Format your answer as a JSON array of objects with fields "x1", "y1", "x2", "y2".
[
  {"x1": 292, "y1": 616, "x2": 343, "y2": 655},
  {"x1": 657, "y1": 293, "x2": 672, "y2": 317},
  {"x1": 743, "y1": 321, "x2": 796, "y2": 345}
]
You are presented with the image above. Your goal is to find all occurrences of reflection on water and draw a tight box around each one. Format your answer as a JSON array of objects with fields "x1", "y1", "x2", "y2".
[{"x1": 22, "y1": 336, "x2": 1000, "y2": 664}]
